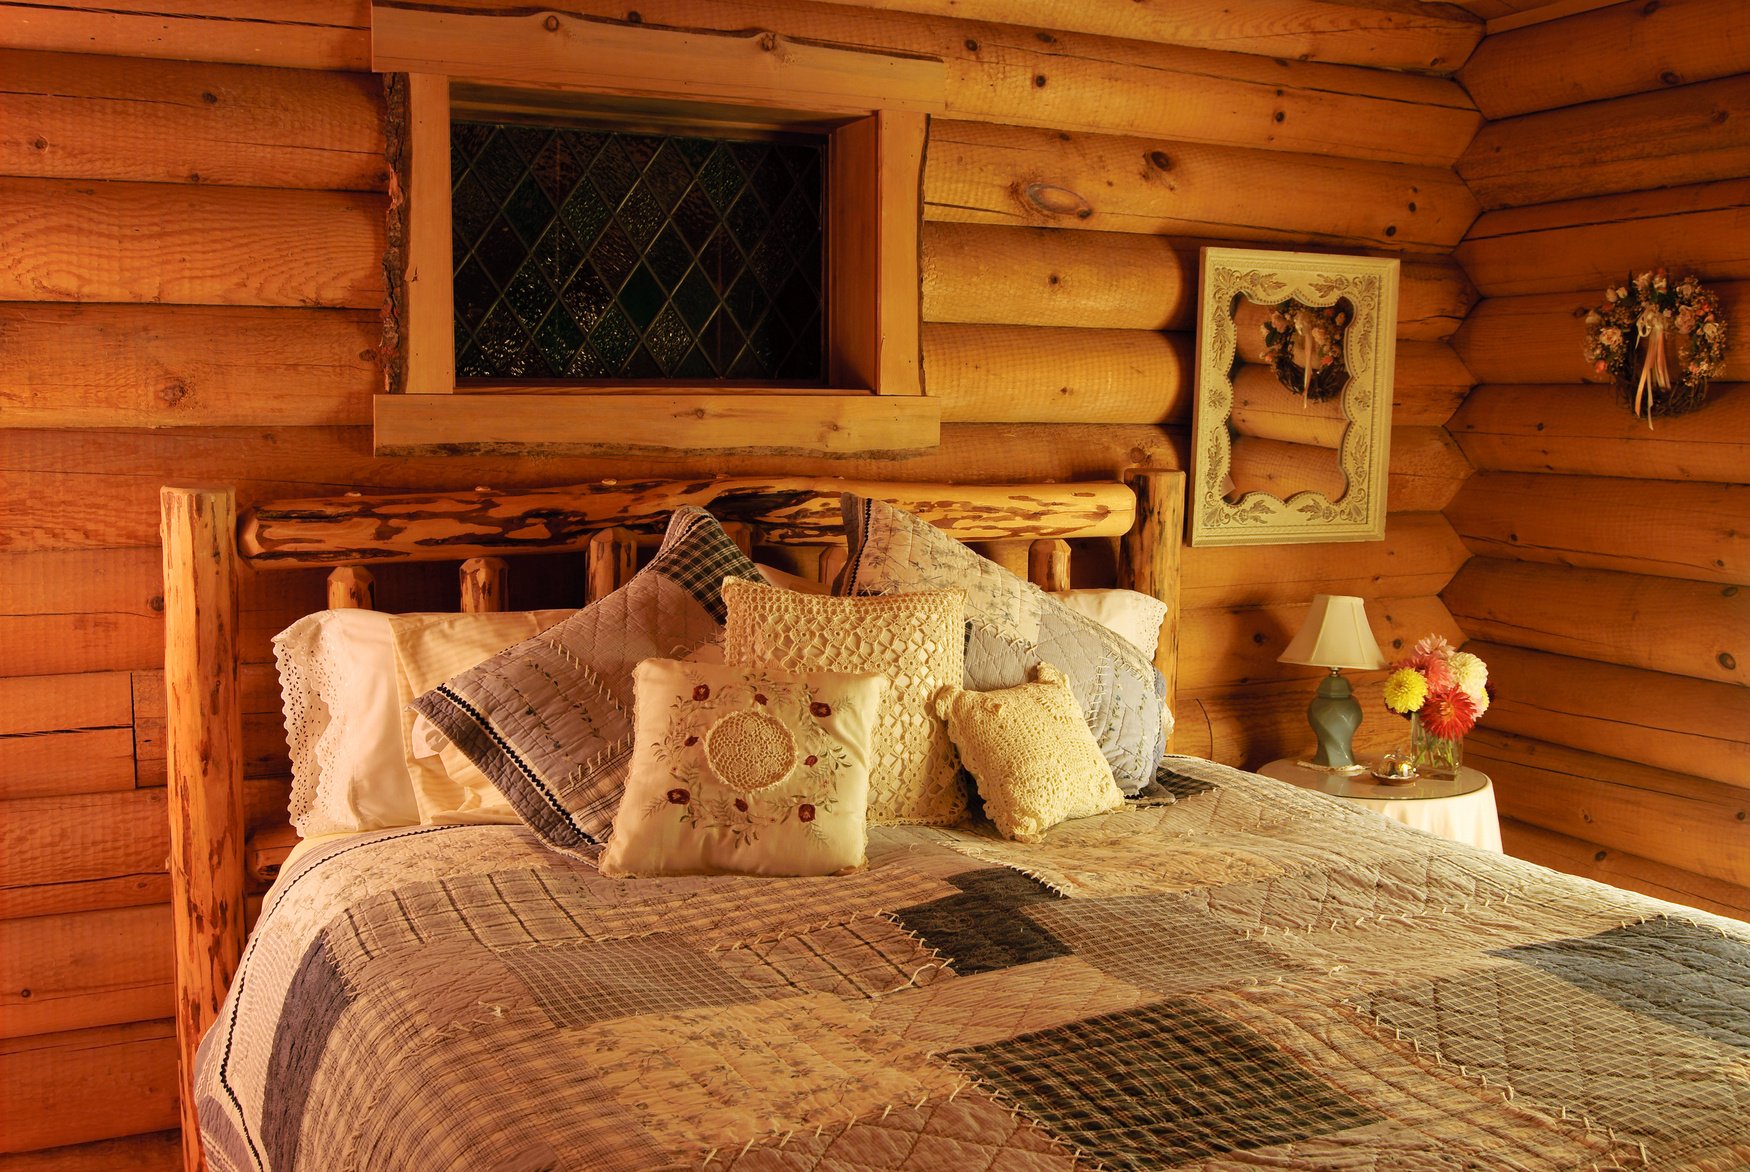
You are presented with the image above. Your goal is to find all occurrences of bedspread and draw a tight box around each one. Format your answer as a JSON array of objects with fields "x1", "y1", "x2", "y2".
[{"x1": 197, "y1": 759, "x2": 1750, "y2": 1170}]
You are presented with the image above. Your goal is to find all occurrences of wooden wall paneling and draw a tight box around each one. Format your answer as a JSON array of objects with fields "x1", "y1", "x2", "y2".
[
  {"x1": 1177, "y1": 594, "x2": 1462, "y2": 692},
  {"x1": 0, "y1": 304, "x2": 379, "y2": 430},
  {"x1": 0, "y1": 731, "x2": 136, "y2": 802},
  {"x1": 0, "y1": 1129, "x2": 180, "y2": 1171},
  {"x1": 1392, "y1": 340, "x2": 1475, "y2": 426},
  {"x1": 799, "y1": 0, "x2": 1482, "y2": 72},
  {"x1": 1468, "y1": 728, "x2": 1750, "y2": 887},
  {"x1": 1381, "y1": 426, "x2": 1473, "y2": 513},
  {"x1": 1457, "y1": 74, "x2": 1750, "y2": 209},
  {"x1": 0, "y1": 905, "x2": 172, "y2": 1038},
  {"x1": 0, "y1": 179, "x2": 384, "y2": 308},
  {"x1": 1445, "y1": 557, "x2": 1748, "y2": 685},
  {"x1": 1470, "y1": 641, "x2": 1750, "y2": 785},
  {"x1": 1460, "y1": 0, "x2": 1750, "y2": 119},
  {"x1": 924, "y1": 121, "x2": 1478, "y2": 251},
  {"x1": 1454, "y1": 281, "x2": 1749, "y2": 385},
  {"x1": 924, "y1": 323, "x2": 1190, "y2": 423},
  {"x1": 0, "y1": 673, "x2": 133, "y2": 734},
  {"x1": 0, "y1": 50, "x2": 386, "y2": 191},
  {"x1": 0, "y1": 1, "x2": 370, "y2": 71},
  {"x1": 0, "y1": 1020, "x2": 177, "y2": 1154},
  {"x1": 1396, "y1": 260, "x2": 1481, "y2": 343},
  {"x1": 1455, "y1": 177, "x2": 1750, "y2": 298},
  {"x1": 1447, "y1": 472, "x2": 1749, "y2": 583},
  {"x1": 0, "y1": 550, "x2": 170, "y2": 678},
  {"x1": 0, "y1": 789, "x2": 168, "y2": 901},
  {"x1": 1452, "y1": 382, "x2": 1750, "y2": 482},
  {"x1": 132, "y1": 665, "x2": 290, "y2": 788},
  {"x1": 527, "y1": 0, "x2": 1479, "y2": 165},
  {"x1": 1499, "y1": 817, "x2": 1750, "y2": 920},
  {"x1": 1177, "y1": 674, "x2": 1412, "y2": 768}
]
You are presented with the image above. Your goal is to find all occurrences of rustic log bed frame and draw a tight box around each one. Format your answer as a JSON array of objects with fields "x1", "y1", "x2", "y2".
[{"x1": 159, "y1": 469, "x2": 1186, "y2": 1171}]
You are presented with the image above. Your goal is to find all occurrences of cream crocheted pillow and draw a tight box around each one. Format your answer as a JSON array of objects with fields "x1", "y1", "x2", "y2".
[
  {"x1": 600, "y1": 658, "x2": 887, "y2": 878},
  {"x1": 722, "y1": 577, "x2": 967, "y2": 826},
  {"x1": 934, "y1": 663, "x2": 1123, "y2": 843}
]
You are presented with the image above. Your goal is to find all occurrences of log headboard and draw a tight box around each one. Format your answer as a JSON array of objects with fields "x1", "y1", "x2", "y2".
[{"x1": 159, "y1": 469, "x2": 1185, "y2": 1170}]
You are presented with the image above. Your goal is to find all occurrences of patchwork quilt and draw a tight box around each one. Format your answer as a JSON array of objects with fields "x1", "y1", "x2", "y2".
[{"x1": 197, "y1": 759, "x2": 1750, "y2": 1170}]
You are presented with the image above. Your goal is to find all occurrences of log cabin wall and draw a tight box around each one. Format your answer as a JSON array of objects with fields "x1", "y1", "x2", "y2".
[
  {"x1": 0, "y1": 0, "x2": 1490, "y2": 1159},
  {"x1": 1446, "y1": 0, "x2": 1750, "y2": 918}
]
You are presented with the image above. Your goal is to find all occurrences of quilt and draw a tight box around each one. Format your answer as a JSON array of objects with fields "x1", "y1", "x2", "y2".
[{"x1": 196, "y1": 759, "x2": 1750, "y2": 1170}]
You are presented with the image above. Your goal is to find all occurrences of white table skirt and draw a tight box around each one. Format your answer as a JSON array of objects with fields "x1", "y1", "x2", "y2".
[{"x1": 1255, "y1": 759, "x2": 1503, "y2": 853}]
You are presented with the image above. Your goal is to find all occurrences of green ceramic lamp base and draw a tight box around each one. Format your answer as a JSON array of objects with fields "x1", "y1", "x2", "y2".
[{"x1": 1305, "y1": 669, "x2": 1363, "y2": 770}]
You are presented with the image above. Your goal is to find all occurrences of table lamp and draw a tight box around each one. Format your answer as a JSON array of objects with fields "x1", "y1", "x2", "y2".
[{"x1": 1278, "y1": 594, "x2": 1386, "y2": 771}]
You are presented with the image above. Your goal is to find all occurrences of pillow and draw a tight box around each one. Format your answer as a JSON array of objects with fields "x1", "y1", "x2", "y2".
[
  {"x1": 1051, "y1": 589, "x2": 1168, "y2": 662},
  {"x1": 390, "y1": 610, "x2": 572, "y2": 824},
  {"x1": 756, "y1": 562, "x2": 829, "y2": 595},
  {"x1": 721, "y1": 577, "x2": 967, "y2": 826},
  {"x1": 272, "y1": 607, "x2": 570, "y2": 837},
  {"x1": 599, "y1": 658, "x2": 887, "y2": 877},
  {"x1": 935, "y1": 663, "x2": 1124, "y2": 843},
  {"x1": 841, "y1": 495, "x2": 1169, "y2": 794},
  {"x1": 411, "y1": 507, "x2": 764, "y2": 858}
]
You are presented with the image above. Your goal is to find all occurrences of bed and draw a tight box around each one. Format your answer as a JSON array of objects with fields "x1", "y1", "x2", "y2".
[{"x1": 161, "y1": 472, "x2": 1750, "y2": 1171}]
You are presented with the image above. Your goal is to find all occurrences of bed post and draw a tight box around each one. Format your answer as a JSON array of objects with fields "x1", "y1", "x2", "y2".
[
  {"x1": 161, "y1": 487, "x2": 246, "y2": 1172},
  {"x1": 1120, "y1": 469, "x2": 1185, "y2": 750}
]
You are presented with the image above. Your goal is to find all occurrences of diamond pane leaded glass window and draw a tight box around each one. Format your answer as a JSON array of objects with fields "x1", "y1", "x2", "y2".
[{"x1": 451, "y1": 121, "x2": 826, "y2": 383}]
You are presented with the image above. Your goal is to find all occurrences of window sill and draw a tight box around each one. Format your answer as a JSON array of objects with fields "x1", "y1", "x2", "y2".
[{"x1": 373, "y1": 392, "x2": 941, "y2": 457}]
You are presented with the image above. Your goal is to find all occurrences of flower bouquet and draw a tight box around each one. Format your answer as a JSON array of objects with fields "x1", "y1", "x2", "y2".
[
  {"x1": 1582, "y1": 269, "x2": 1726, "y2": 424},
  {"x1": 1382, "y1": 636, "x2": 1489, "y2": 779},
  {"x1": 1261, "y1": 299, "x2": 1349, "y2": 402}
]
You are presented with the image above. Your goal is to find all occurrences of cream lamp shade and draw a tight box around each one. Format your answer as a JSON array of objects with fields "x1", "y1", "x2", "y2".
[{"x1": 1278, "y1": 595, "x2": 1386, "y2": 671}]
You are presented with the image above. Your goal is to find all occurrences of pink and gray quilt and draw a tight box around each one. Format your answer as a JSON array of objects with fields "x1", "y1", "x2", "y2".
[{"x1": 197, "y1": 759, "x2": 1750, "y2": 1170}]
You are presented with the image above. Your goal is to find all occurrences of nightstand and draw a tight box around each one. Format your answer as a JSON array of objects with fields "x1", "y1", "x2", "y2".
[{"x1": 1254, "y1": 758, "x2": 1503, "y2": 852}]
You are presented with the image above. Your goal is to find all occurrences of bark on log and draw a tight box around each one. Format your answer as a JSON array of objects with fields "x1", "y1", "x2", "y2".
[
  {"x1": 458, "y1": 557, "x2": 507, "y2": 613},
  {"x1": 1120, "y1": 469, "x2": 1185, "y2": 746},
  {"x1": 925, "y1": 120, "x2": 1477, "y2": 251},
  {"x1": 324, "y1": 566, "x2": 374, "y2": 609},
  {"x1": 1447, "y1": 471, "x2": 1749, "y2": 583},
  {"x1": 1028, "y1": 539, "x2": 1072, "y2": 592}
]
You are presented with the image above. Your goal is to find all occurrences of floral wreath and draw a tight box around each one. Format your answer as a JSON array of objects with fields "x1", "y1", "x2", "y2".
[
  {"x1": 1583, "y1": 270, "x2": 1726, "y2": 425},
  {"x1": 1260, "y1": 299, "x2": 1350, "y2": 402}
]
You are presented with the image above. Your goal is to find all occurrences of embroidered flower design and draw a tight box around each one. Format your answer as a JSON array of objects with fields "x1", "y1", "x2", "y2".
[
  {"x1": 693, "y1": 684, "x2": 710, "y2": 701},
  {"x1": 734, "y1": 798, "x2": 748, "y2": 813},
  {"x1": 754, "y1": 692, "x2": 768, "y2": 705},
  {"x1": 810, "y1": 702, "x2": 832, "y2": 718},
  {"x1": 797, "y1": 804, "x2": 816, "y2": 823},
  {"x1": 666, "y1": 788, "x2": 690, "y2": 805},
  {"x1": 804, "y1": 754, "x2": 818, "y2": 766},
  {"x1": 684, "y1": 735, "x2": 699, "y2": 747}
]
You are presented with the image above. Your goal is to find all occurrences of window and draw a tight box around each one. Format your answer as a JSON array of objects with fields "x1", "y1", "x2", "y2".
[{"x1": 370, "y1": 4, "x2": 946, "y2": 457}]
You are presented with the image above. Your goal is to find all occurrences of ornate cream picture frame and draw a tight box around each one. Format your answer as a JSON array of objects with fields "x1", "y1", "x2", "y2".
[{"x1": 1190, "y1": 247, "x2": 1399, "y2": 547}]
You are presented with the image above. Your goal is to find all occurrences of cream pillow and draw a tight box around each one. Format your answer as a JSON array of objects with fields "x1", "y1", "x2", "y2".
[
  {"x1": 391, "y1": 610, "x2": 572, "y2": 824},
  {"x1": 934, "y1": 663, "x2": 1124, "y2": 843},
  {"x1": 1050, "y1": 589, "x2": 1168, "y2": 661},
  {"x1": 722, "y1": 577, "x2": 967, "y2": 826},
  {"x1": 600, "y1": 658, "x2": 887, "y2": 877}
]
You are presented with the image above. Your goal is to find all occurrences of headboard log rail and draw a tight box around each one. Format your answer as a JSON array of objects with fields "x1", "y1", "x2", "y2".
[{"x1": 163, "y1": 470, "x2": 1184, "y2": 1172}]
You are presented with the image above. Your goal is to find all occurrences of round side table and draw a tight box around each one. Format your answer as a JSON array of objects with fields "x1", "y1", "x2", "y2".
[{"x1": 1254, "y1": 758, "x2": 1503, "y2": 852}]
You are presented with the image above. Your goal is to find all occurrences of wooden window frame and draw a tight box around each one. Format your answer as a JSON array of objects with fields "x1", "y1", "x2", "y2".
[{"x1": 371, "y1": 3, "x2": 945, "y2": 457}]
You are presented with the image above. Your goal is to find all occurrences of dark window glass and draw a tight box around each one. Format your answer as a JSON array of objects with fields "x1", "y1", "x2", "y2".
[{"x1": 451, "y1": 121, "x2": 826, "y2": 383}]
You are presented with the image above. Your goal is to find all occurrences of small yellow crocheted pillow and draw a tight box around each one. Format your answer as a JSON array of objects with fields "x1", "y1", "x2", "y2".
[{"x1": 934, "y1": 663, "x2": 1124, "y2": 843}]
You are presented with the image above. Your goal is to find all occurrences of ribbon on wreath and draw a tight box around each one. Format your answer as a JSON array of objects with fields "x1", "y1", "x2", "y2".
[
  {"x1": 1298, "y1": 314, "x2": 1314, "y2": 406},
  {"x1": 1634, "y1": 307, "x2": 1670, "y2": 430}
]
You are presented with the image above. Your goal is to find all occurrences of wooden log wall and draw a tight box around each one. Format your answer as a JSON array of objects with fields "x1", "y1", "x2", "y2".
[
  {"x1": 1448, "y1": 0, "x2": 1750, "y2": 919},
  {"x1": 0, "y1": 0, "x2": 1486, "y2": 1160}
]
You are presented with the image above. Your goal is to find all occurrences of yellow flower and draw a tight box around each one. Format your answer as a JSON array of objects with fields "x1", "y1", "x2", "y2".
[{"x1": 1383, "y1": 668, "x2": 1428, "y2": 714}]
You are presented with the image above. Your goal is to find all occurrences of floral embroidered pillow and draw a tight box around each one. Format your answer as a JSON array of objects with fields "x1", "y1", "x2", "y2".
[{"x1": 599, "y1": 658, "x2": 887, "y2": 878}]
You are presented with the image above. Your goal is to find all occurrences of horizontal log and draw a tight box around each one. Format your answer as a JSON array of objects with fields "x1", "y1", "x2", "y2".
[
  {"x1": 1181, "y1": 512, "x2": 1469, "y2": 610},
  {"x1": 1455, "y1": 177, "x2": 1750, "y2": 297},
  {"x1": 1, "y1": 423, "x2": 1187, "y2": 555},
  {"x1": 1499, "y1": 817, "x2": 1750, "y2": 921},
  {"x1": 239, "y1": 477, "x2": 1138, "y2": 564},
  {"x1": 1469, "y1": 641, "x2": 1750, "y2": 785},
  {"x1": 542, "y1": 0, "x2": 1477, "y2": 165},
  {"x1": 1383, "y1": 426, "x2": 1472, "y2": 512},
  {"x1": 0, "y1": 303, "x2": 378, "y2": 429},
  {"x1": 0, "y1": 49, "x2": 385, "y2": 191},
  {"x1": 0, "y1": 729, "x2": 136, "y2": 801},
  {"x1": 1460, "y1": 0, "x2": 1750, "y2": 119},
  {"x1": 0, "y1": 1020, "x2": 177, "y2": 1153},
  {"x1": 1458, "y1": 74, "x2": 1750, "y2": 209},
  {"x1": 925, "y1": 120, "x2": 1477, "y2": 251},
  {"x1": 1454, "y1": 281, "x2": 1750, "y2": 385},
  {"x1": 1447, "y1": 472, "x2": 1749, "y2": 583},
  {"x1": 1178, "y1": 593, "x2": 1459, "y2": 692},
  {"x1": 0, "y1": 0, "x2": 369, "y2": 71},
  {"x1": 0, "y1": 905, "x2": 171, "y2": 1038},
  {"x1": 0, "y1": 178, "x2": 384, "y2": 308},
  {"x1": 0, "y1": 1129, "x2": 182, "y2": 1170},
  {"x1": 800, "y1": 0, "x2": 1482, "y2": 72},
  {"x1": 1451, "y1": 381, "x2": 1750, "y2": 482},
  {"x1": 0, "y1": 876, "x2": 171, "y2": 924},
  {"x1": 924, "y1": 323, "x2": 1190, "y2": 424},
  {"x1": 0, "y1": 673, "x2": 132, "y2": 736},
  {"x1": 0, "y1": 790, "x2": 168, "y2": 893},
  {"x1": 1444, "y1": 558, "x2": 1747, "y2": 685},
  {"x1": 1468, "y1": 729, "x2": 1750, "y2": 887}
]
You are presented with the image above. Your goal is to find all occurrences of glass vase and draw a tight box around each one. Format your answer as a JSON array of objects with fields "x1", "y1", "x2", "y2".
[{"x1": 1410, "y1": 712, "x2": 1463, "y2": 779}]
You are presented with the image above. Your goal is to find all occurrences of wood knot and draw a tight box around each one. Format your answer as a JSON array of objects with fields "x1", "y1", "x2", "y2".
[
  {"x1": 963, "y1": 38, "x2": 978, "y2": 51},
  {"x1": 1022, "y1": 182, "x2": 1092, "y2": 220},
  {"x1": 543, "y1": 14, "x2": 560, "y2": 30},
  {"x1": 201, "y1": 92, "x2": 218, "y2": 104},
  {"x1": 1033, "y1": 74, "x2": 1047, "y2": 87},
  {"x1": 1710, "y1": 108, "x2": 1729, "y2": 124},
  {"x1": 1273, "y1": 110, "x2": 1285, "y2": 123},
  {"x1": 32, "y1": 137, "x2": 46, "y2": 151},
  {"x1": 626, "y1": 9, "x2": 641, "y2": 21},
  {"x1": 1720, "y1": 652, "x2": 1738, "y2": 670},
  {"x1": 148, "y1": 595, "x2": 165, "y2": 613},
  {"x1": 1660, "y1": 70, "x2": 1683, "y2": 86},
  {"x1": 158, "y1": 380, "x2": 189, "y2": 407},
  {"x1": 1035, "y1": 31, "x2": 1055, "y2": 44},
  {"x1": 760, "y1": 32, "x2": 779, "y2": 51},
  {"x1": 1383, "y1": 225, "x2": 1397, "y2": 237},
  {"x1": 1641, "y1": 0, "x2": 1660, "y2": 13}
]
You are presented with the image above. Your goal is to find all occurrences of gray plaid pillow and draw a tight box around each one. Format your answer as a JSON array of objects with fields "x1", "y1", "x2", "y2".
[
  {"x1": 412, "y1": 506, "x2": 762, "y2": 857},
  {"x1": 841, "y1": 494, "x2": 1169, "y2": 795}
]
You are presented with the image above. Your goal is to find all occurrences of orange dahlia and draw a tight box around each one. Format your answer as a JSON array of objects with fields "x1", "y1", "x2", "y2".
[{"x1": 1420, "y1": 687, "x2": 1478, "y2": 740}]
